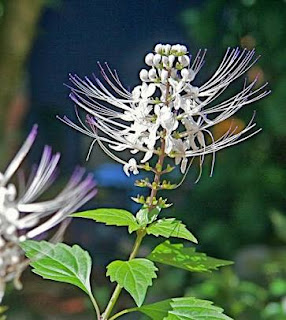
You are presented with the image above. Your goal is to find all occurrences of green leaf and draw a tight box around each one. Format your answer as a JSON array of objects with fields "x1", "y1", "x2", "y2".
[
  {"x1": 20, "y1": 240, "x2": 92, "y2": 295},
  {"x1": 148, "y1": 241, "x2": 233, "y2": 273},
  {"x1": 106, "y1": 258, "x2": 158, "y2": 307},
  {"x1": 136, "y1": 296, "x2": 232, "y2": 320},
  {"x1": 72, "y1": 208, "x2": 140, "y2": 233},
  {"x1": 146, "y1": 218, "x2": 197, "y2": 243}
]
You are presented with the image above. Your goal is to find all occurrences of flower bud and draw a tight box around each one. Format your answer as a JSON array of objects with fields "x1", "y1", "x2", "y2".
[
  {"x1": 171, "y1": 68, "x2": 178, "y2": 79},
  {"x1": 148, "y1": 68, "x2": 157, "y2": 80},
  {"x1": 154, "y1": 43, "x2": 163, "y2": 53},
  {"x1": 168, "y1": 55, "x2": 175, "y2": 67},
  {"x1": 153, "y1": 53, "x2": 161, "y2": 65},
  {"x1": 180, "y1": 45, "x2": 187, "y2": 54},
  {"x1": 145, "y1": 53, "x2": 154, "y2": 66},
  {"x1": 164, "y1": 44, "x2": 171, "y2": 54},
  {"x1": 161, "y1": 69, "x2": 169, "y2": 83},
  {"x1": 181, "y1": 68, "x2": 191, "y2": 80},
  {"x1": 139, "y1": 69, "x2": 149, "y2": 82},
  {"x1": 178, "y1": 55, "x2": 190, "y2": 67},
  {"x1": 172, "y1": 44, "x2": 180, "y2": 52},
  {"x1": 162, "y1": 56, "x2": 169, "y2": 67}
]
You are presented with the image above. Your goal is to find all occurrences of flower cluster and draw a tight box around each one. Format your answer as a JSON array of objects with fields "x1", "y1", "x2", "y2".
[
  {"x1": 60, "y1": 43, "x2": 269, "y2": 176},
  {"x1": 0, "y1": 125, "x2": 97, "y2": 300}
]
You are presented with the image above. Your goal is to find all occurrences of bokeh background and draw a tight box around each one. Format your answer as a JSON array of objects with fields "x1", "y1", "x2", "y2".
[{"x1": 0, "y1": 0, "x2": 286, "y2": 319}]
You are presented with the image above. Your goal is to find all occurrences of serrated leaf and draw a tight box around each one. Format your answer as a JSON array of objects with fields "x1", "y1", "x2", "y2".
[
  {"x1": 146, "y1": 218, "x2": 197, "y2": 243},
  {"x1": 136, "y1": 297, "x2": 232, "y2": 320},
  {"x1": 106, "y1": 258, "x2": 157, "y2": 306},
  {"x1": 72, "y1": 208, "x2": 140, "y2": 233},
  {"x1": 148, "y1": 241, "x2": 233, "y2": 273},
  {"x1": 20, "y1": 240, "x2": 92, "y2": 295}
]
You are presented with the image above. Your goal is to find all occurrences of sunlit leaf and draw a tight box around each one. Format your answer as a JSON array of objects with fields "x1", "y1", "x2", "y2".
[
  {"x1": 21, "y1": 240, "x2": 92, "y2": 295},
  {"x1": 106, "y1": 258, "x2": 157, "y2": 306},
  {"x1": 72, "y1": 208, "x2": 140, "y2": 233},
  {"x1": 136, "y1": 296, "x2": 232, "y2": 320},
  {"x1": 148, "y1": 241, "x2": 233, "y2": 272},
  {"x1": 146, "y1": 218, "x2": 197, "y2": 243},
  {"x1": 270, "y1": 210, "x2": 286, "y2": 243}
]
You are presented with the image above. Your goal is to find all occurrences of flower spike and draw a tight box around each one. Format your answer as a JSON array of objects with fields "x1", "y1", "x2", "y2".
[{"x1": 59, "y1": 43, "x2": 269, "y2": 176}]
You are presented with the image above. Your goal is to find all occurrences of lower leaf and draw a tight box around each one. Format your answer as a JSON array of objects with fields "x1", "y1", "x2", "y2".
[
  {"x1": 148, "y1": 241, "x2": 233, "y2": 273},
  {"x1": 136, "y1": 297, "x2": 233, "y2": 320},
  {"x1": 106, "y1": 258, "x2": 158, "y2": 307}
]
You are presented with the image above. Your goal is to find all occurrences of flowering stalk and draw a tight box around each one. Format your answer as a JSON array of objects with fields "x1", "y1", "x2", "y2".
[
  {"x1": 18, "y1": 43, "x2": 270, "y2": 320},
  {"x1": 59, "y1": 43, "x2": 269, "y2": 181},
  {"x1": 102, "y1": 66, "x2": 175, "y2": 320}
]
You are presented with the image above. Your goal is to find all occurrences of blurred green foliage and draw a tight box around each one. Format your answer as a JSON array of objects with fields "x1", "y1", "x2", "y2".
[
  {"x1": 156, "y1": 1, "x2": 286, "y2": 319},
  {"x1": 175, "y1": 0, "x2": 286, "y2": 257},
  {"x1": 184, "y1": 211, "x2": 286, "y2": 319}
]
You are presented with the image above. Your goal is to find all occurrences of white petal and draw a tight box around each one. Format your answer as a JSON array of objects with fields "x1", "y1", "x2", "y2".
[
  {"x1": 141, "y1": 151, "x2": 153, "y2": 163},
  {"x1": 178, "y1": 55, "x2": 190, "y2": 67},
  {"x1": 180, "y1": 158, "x2": 188, "y2": 173},
  {"x1": 148, "y1": 68, "x2": 157, "y2": 81},
  {"x1": 139, "y1": 69, "x2": 149, "y2": 82},
  {"x1": 154, "y1": 44, "x2": 163, "y2": 53},
  {"x1": 145, "y1": 53, "x2": 154, "y2": 66},
  {"x1": 141, "y1": 83, "x2": 156, "y2": 98},
  {"x1": 161, "y1": 69, "x2": 169, "y2": 83},
  {"x1": 123, "y1": 163, "x2": 130, "y2": 176},
  {"x1": 153, "y1": 53, "x2": 161, "y2": 65},
  {"x1": 164, "y1": 44, "x2": 171, "y2": 54},
  {"x1": 168, "y1": 55, "x2": 175, "y2": 67},
  {"x1": 197, "y1": 131, "x2": 205, "y2": 147},
  {"x1": 109, "y1": 144, "x2": 127, "y2": 151}
]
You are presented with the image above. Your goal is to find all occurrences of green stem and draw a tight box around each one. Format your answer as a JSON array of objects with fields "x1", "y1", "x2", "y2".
[
  {"x1": 101, "y1": 229, "x2": 146, "y2": 320},
  {"x1": 102, "y1": 67, "x2": 171, "y2": 320},
  {"x1": 88, "y1": 291, "x2": 101, "y2": 320},
  {"x1": 108, "y1": 308, "x2": 137, "y2": 320}
]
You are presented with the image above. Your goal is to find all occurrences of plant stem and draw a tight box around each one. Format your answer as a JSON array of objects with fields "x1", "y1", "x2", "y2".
[
  {"x1": 102, "y1": 70, "x2": 171, "y2": 320},
  {"x1": 108, "y1": 308, "x2": 136, "y2": 320},
  {"x1": 101, "y1": 229, "x2": 146, "y2": 320},
  {"x1": 88, "y1": 291, "x2": 101, "y2": 320},
  {"x1": 101, "y1": 167, "x2": 163, "y2": 320}
]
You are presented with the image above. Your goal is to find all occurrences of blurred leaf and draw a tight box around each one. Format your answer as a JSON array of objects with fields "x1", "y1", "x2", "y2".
[
  {"x1": 262, "y1": 302, "x2": 285, "y2": 319},
  {"x1": 136, "y1": 296, "x2": 232, "y2": 320},
  {"x1": 72, "y1": 208, "x2": 140, "y2": 233},
  {"x1": 21, "y1": 240, "x2": 92, "y2": 295},
  {"x1": 270, "y1": 210, "x2": 286, "y2": 243},
  {"x1": 0, "y1": 306, "x2": 7, "y2": 320},
  {"x1": 148, "y1": 241, "x2": 233, "y2": 272},
  {"x1": 106, "y1": 258, "x2": 157, "y2": 307},
  {"x1": 146, "y1": 218, "x2": 197, "y2": 243},
  {"x1": 269, "y1": 278, "x2": 286, "y2": 297}
]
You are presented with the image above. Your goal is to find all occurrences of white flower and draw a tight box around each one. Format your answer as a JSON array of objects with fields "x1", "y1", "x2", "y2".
[
  {"x1": 123, "y1": 158, "x2": 139, "y2": 177},
  {"x1": 0, "y1": 125, "x2": 97, "y2": 300},
  {"x1": 59, "y1": 44, "x2": 269, "y2": 175}
]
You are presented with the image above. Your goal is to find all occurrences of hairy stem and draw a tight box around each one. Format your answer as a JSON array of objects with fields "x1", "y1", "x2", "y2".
[
  {"x1": 101, "y1": 69, "x2": 171, "y2": 320},
  {"x1": 108, "y1": 308, "x2": 137, "y2": 320},
  {"x1": 101, "y1": 229, "x2": 146, "y2": 320},
  {"x1": 148, "y1": 139, "x2": 166, "y2": 209},
  {"x1": 88, "y1": 291, "x2": 101, "y2": 320},
  {"x1": 102, "y1": 162, "x2": 165, "y2": 320}
]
